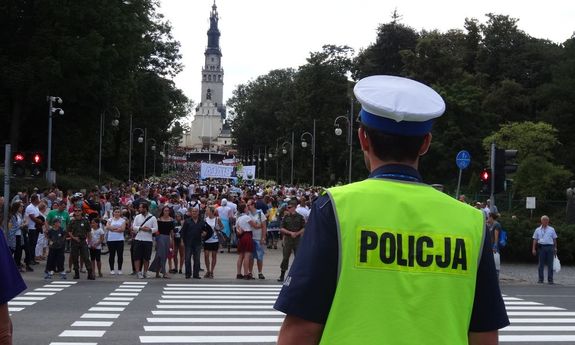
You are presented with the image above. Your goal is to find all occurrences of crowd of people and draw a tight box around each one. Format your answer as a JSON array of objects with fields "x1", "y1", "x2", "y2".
[{"x1": 2, "y1": 177, "x2": 318, "y2": 281}]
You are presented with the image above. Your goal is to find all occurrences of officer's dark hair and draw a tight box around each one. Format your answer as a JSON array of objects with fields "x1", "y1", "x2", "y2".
[
  {"x1": 140, "y1": 202, "x2": 149, "y2": 211},
  {"x1": 361, "y1": 124, "x2": 426, "y2": 163}
]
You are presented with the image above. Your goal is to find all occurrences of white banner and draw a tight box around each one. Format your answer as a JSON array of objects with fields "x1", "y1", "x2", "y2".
[{"x1": 200, "y1": 163, "x2": 256, "y2": 180}]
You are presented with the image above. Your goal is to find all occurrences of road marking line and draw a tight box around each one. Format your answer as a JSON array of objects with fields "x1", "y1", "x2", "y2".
[
  {"x1": 122, "y1": 281, "x2": 148, "y2": 283},
  {"x1": 44, "y1": 284, "x2": 73, "y2": 288},
  {"x1": 81, "y1": 313, "x2": 120, "y2": 319},
  {"x1": 8, "y1": 301, "x2": 36, "y2": 306},
  {"x1": 35, "y1": 288, "x2": 64, "y2": 291},
  {"x1": 162, "y1": 295, "x2": 277, "y2": 301},
  {"x1": 110, "y1": 293, "x2": 139, "y2": 296},
  {"x1": 507, "y1": 312, "x2": 575, "y2": 316},
  {"x1": 49, "y1": 343, "x2": 97, "y2": 345},
  {"x1": 114, "y1": 289, "x2": 142, "y2": 292},
  {"x1": 502, "y1": 297, "x2": 523, "y2": 301},
  {"x1": 143, "y1": 325, "x2": 281, "y2": 332},
  {"x1": 517, "y1": 295, "x2": 575, "y2": 298},
  {"x1": 72, "y1": 321, "x2": 114, "y2": 327},
  {"x1": 103, "y1": 297, "x2": 134, "y2": 301},
  {"x1": 503, "y1": 326, "x2": 575, "y2": 331},
  {"x1": 163, "y1": 287, "x2": 281, "y2": 291},
  {"x1": 159, "y1": 300, "x2": 274, "y2": 304},
  {"x1": 25, "y1": 292, "x2": 56, "y2": 296},
  {"x1": 162, "y1": 291, "x2": 278, "y2": 295},
  {"x1": 13, "y1": 296, "x2": 46, "y2": 301},
  {"x1": 89, "y1": 307, "x2": 125, "y2": 312},
  {"x1": 50, "y1": 281, "x2": 78, "y2": 284},
  {"x1": 166, "y1": 284, "x2": 282, "y2": 288},
  {"x1": 504, "y1": 301, "x2": 542, "y2": 305},
  {"x1": 140, "y1": 335, "x2": 277, "y2": 343},
  {"x1": 155, "y1": 305, "x2": 274, "y2": 310},
  {"x1": 97, "y1": 301, "x2": 130, "y2": 306},
  {"x1": 59, "y1": 330, "x2": 106, "y2": 337},
  {"x1": 500, "y1": 335, "x2": 575, "y2": 342},
  {"x1": 505, "y1": 306, "x2": 565, "y2": 311},
  {"x1": 146, "y1": 317, "x2": 284, "y2": 323},
  {"x1": 151, "y1": 310, "x2": 283, "y2": 316},
  {"x1": 509, "y1": 318, "x2": 575, "y2": 323},
  {"x1": 8, "y1": 308, "x2": 24, "y2": 312}
]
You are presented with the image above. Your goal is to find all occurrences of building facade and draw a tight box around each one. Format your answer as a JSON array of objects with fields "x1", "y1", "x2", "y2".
[{"x1": 181, "y1": 1, "x2": 233, "y2": 156}]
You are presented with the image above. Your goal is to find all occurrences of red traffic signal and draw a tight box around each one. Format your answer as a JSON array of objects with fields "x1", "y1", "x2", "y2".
[
  {"x1": 32, "y1": 153, "x2": 42, "y2": 164},
  {"x1": 480, "y1": 168, "x2": 491, "y2": 183},
  {"x1": 14, "y1": 153, "x2": 25, "y2": 161}
]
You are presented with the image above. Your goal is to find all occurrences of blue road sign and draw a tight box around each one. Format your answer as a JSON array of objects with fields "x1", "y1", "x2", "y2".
[{"x1": 456, "y1": 150, "x2": 471, "y2": 170}]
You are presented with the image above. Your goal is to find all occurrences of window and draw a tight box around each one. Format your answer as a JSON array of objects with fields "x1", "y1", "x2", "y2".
[
  {"x1": 218, "y1": 75, "x2": 222, "y2": 80},
  {"x1": 208, "y1": 75, "x2": 212, "y2": 81},
  {"x1": 203, "y1": 74, "x2": 206, "y2": 80}
]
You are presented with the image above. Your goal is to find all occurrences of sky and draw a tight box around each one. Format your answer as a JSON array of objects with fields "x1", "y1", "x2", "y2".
[{"x1": 158, "y1": 0, "x2": 575, "y2": 115}]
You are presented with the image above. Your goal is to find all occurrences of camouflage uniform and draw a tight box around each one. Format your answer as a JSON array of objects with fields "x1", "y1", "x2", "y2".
[{"x1": 68, "y1": 217, "x2": 93, "y2": 279}]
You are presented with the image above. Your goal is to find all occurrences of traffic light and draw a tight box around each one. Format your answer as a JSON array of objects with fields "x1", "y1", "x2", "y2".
[
  {"x1": 30, "y1": 152, "x2": 43, "y2": 177},
  {"x1": 12, "y1": 152, "x2": 26, "y2": 177},
  {"x1": 480, "y1": 168, "x2": 491, "y2": 193},
  {"x1": 494, "y1": 149, "x2": 518, "y2": 193},
  {"x1": 11, "y1": 151, "x2": 44, "y2": 177}
]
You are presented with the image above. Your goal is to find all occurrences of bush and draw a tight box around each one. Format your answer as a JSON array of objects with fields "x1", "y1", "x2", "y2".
[{"x1": 499, "y1": 213, "x2": 575, "y2": 264}]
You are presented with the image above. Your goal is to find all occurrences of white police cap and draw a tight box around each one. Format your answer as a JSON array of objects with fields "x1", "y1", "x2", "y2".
[{"x1": 354, "y1": 75, "x2": 445, "y2": 135}]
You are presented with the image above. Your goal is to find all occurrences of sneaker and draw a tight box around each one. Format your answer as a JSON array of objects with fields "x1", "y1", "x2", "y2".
[
  {"x1": 137, "y1": 272, "x2": 144, "y2": 279},
  {"x1": 44, "y1": 273, "x2": 52, "y2": 280},
  {"x1": 143, "y1": 272, "x2": 148, "y2": 279},
  {"x1": 258, "y1": 273, "x2": 266, "y2": 280},
  {"x1": 236, "y1": 274, "x2": 244, "y2": 279},
  {"x1": 110, "y1": 270, "x2": 116, "y2": 275},
  {"x1": 60, "y1": 273, "x2": 67, "y2": 280},
  {"x1": 26, "y1": 266, "x2": 34, "y2": 272},
  {"x1": 117, "y1": 270, "x2": 123, "y2": 275}
]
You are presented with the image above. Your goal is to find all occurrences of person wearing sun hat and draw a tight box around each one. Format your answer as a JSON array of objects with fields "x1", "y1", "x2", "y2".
[{"x1": 275, "y1": 75, "x2": 509, "y2": 345}]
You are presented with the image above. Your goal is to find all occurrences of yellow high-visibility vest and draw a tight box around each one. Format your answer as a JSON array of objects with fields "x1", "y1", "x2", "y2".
[{"x1": 320, "y1": 178, "x2": 484, "y2": 345}]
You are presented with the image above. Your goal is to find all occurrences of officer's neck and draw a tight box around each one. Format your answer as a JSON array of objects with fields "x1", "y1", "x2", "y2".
[{"x1": 368, "y1": 157, "x2": 419, "y2": 173}]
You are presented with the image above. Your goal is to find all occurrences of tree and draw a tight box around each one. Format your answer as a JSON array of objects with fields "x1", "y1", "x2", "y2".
[
  {"x1": 0, "y1": 0, "x2": 188, "y2": 179},
  {"x1": 353, "y1": 12, "x2": 419, "y2": 79},
  {"x1": 483, "y1": 122, "x2": 572, "y2": 198}
]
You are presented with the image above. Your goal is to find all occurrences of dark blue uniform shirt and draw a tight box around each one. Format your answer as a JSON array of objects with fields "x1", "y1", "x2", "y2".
[
  {"x1": 1, "y1": 229, "x2": 27, "y2": 305},
  {"x1": 274, "y1": 164, "x2": 509, "y2": 332}
]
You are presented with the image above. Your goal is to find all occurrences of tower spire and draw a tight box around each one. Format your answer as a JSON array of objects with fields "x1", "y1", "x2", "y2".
[{"x1": 206, "y1": 0, "x2": 221, "y2": 56}]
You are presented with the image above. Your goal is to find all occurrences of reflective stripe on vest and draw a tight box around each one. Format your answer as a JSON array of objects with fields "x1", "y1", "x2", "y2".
[{"x1": 320, "y1": 178, "x2": 484, "y2": 345}]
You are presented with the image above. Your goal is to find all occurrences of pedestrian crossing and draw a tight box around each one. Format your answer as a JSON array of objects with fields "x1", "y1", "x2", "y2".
[
  {"x1": 139, "y1": 284, "x2": 283, "y2": 344},
  {"x1": 49, "y1": 281, "x2": 147, "y2": 345},
  {"x1": 501, "y1": 295, "x2": 575, "y2": 343},
  {"x1": 8, "y1": 281, "x2": 77, "y2": 315}
]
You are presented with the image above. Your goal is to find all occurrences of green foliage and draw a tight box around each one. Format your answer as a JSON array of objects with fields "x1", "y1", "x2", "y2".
[
  {"x1": 514, "y1": 156, "x2": 571, "y2": 200},
  {"x1": 1, "y1": 0, "x2": 189, "y2": 181},
  {"x1": 483, "y1": 122, "x2": 560, "y2": 161}
]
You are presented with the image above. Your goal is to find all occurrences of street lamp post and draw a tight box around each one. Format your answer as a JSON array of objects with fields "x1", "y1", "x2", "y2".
[
  {"x1": 148, "y1": 138, "x2": 157, "y2": 177},
  {"x1": 129, "y1": 124, "x2": 145, "y2": 182},
  {"x1": 143, "y1": 128, "x2": 148, "y2": 179},
  {"x1": 98, "y1": 107, "x2": 120, "y2": 183},
  {"x1": 300, "y1": 119, "x2": 316, "y2": 186},
  {"x1": 47, "y1": 96, "x2": 64, "y2": 183},
  {"x1": 334, "y1": 109, "x2": 354, "y2": 184}
]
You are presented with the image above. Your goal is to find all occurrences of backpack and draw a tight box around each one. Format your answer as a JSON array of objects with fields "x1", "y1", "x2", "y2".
[{"x1": 499, "y1": 229, "x2": 508, "y2": 248}]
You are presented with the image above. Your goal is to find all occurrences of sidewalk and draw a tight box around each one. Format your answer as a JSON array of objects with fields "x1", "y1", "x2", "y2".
[
  {"x1": 500, "y1": 262, "x2": 575, "y2": 286},
  {"x1": 21, "y1": 241, "x2": 288, "y2": 284}
]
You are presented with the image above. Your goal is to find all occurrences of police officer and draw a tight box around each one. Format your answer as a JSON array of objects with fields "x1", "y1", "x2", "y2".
[
  {"x1": 274, "y1": 75, "x2": 509, "y2": 345},
  {"x1": 68, "y1": 207, "x2": 94, "y2": 280}
]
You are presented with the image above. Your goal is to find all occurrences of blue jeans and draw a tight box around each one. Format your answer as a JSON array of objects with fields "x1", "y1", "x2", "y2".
[
  {"x1": 538, "y1": 245, "x2": 554, "y2": 283},
  {"x1": 185, "y1": 243, "x2": 202, "y2": 278}
]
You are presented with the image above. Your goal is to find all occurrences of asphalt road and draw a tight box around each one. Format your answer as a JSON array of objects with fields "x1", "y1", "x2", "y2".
[{"x1": 10, "y1": 280, "x2": 575, "y2": 345}]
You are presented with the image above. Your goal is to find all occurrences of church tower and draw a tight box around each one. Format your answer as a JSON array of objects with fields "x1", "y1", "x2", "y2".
[{"x1": 183, "y1": 0, "x2": 231, "y2": 156}]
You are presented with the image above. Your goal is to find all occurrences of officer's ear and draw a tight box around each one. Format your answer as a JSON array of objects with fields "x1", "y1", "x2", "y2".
[
  {"x1": 418, "y1": 133, "x2": 432, "y2": 157},
  {"x1": 358, "y1": 127, "x2": 370, "y2": 152}
]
